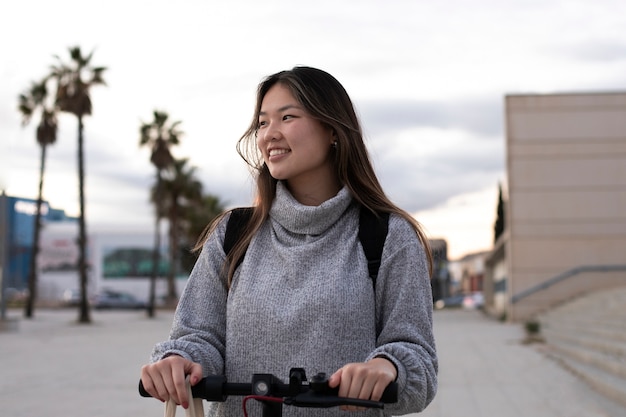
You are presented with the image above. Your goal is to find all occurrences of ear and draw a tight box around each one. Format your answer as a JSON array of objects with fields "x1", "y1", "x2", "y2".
[{"x1": 323, "y1": 123, "x2": 337, "y2": 146}]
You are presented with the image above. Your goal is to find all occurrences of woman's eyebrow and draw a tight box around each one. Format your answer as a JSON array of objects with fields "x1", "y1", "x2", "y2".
[{"x1": 259, "y1": 104, "x2": 302, "y2": 116}]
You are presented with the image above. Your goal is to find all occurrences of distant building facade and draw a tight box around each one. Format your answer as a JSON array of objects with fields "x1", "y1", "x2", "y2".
[
  {"x1": 484, "y1": 92, "x2": 626, "y2": 321},
  {"x1": 0, "y1": 193, "x2": 76, "y2": 292},
  {"x1": 430, "y1": 239, "x2": 451, "y2": 301},
  {"x1": 0, "y1": 192, "x2": 190, "y2": 305},
  {"x1": 35, "y1": 223, "x2": 186, "y2": 304},
  {"x1": 453, "y1": 251, "x2": 487, "y2": 294}
]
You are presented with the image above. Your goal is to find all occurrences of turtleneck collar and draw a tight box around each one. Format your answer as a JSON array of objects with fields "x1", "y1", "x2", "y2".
[{"x1": 269, "y1": 181, "x2": 353, "y2": 235}]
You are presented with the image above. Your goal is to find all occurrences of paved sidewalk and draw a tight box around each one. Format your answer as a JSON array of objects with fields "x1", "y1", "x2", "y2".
[
  {"x1": 0, "y1": 309, "x2": 167, "y2": 417},
  {"x1": 0, "y1": 308, "x2": 624, "y2": 417},
  {"x1": 415, "y1": 310, "x2": 625, "y2": 417}
]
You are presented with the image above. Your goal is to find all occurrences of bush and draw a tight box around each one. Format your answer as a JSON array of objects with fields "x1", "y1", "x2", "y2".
[{"x1": 525, "y1": 320, "x2": 541, "y2": 334}]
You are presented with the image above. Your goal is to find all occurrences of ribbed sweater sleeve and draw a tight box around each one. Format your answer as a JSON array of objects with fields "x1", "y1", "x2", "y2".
[
  {"x1": 150, "y1": 216, "x2": 229, "y2": 376},
  {"x1": 367, "y1": 214, "x2": 438, "y2": 414}
]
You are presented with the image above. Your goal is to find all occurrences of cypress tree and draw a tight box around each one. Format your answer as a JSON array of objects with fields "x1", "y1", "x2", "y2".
[{"x1": 494, "y1": 183, "x2": 505, "y2": 242}]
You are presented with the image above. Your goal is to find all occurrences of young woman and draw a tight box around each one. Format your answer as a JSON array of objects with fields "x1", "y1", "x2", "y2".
[{"x1": 140, "y1": 67, "x2": 438, "y2": 416}]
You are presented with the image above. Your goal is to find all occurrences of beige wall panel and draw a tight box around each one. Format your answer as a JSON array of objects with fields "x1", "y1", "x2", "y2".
[
  {"x1": 508, "y1": 110, "x2": 626, "y2": 141},
  {"x1": 509, "y1": 141, "x2": 626, "y2": 157},
  {"x1": 510, "y1": 238, "x2": 626, "y2": 270},
  {"x1": 509, "y1": 158, "x2": 625, "y2": 188},
  {"x1": 506, "y1": 93, "x2": 626, "y2": 111},
  {"x1": 509, "y1": 190, "x2": 626, "y2": 220},
  {"x1": 511, "y1": 221, "x2": 626, "y2": 237}
]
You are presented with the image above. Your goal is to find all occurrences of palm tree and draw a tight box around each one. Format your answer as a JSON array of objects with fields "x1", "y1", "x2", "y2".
[
  {"x1": 50, "y1": 46, "x2": 106, "y2": 324},
  {"x1": 180, "y1": 194, "x2": 225, "y2": 274},
  {"x1": 156, "y1": 158, "x2": 203, "y2": 299},
  {"x1": 139, "y1": 110, "x2": 181, "y2": 316},
  {"x1": 17, "y1": 79, "x2": 58, "y2": 318},
  {"x1": 187, "y1": 194, "x2": 225, "y2": 246}
]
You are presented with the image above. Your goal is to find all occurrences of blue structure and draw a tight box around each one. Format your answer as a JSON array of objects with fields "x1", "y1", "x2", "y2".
[{"x1": 0, "y1": 193, "x2": 76, "y2": 291}]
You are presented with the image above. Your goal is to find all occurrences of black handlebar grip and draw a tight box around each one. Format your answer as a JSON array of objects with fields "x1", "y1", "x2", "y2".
[
  {"x1": 380, "y1": 381, "x2": 398, "y2": 403},
  {"x1": 138, "y1": 376, "x2": 232, "y2": 401},
  {"x1": 138, "y1": 380, "x2": 151, "y2": 397},
  {"x1": 321, "y1": 381, "x2": 397, "y2": 403},
  {"x1": 193, "y1": 375, "x2": 228, "y2": 401}
]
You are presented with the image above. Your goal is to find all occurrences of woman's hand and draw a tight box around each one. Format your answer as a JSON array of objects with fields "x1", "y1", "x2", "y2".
[
  {"x1": 140, "y1": 355, "x2": 203, "y2": 409},
  {"x1": 328, "y1": 357, "x2": 397, "y2": 411}
]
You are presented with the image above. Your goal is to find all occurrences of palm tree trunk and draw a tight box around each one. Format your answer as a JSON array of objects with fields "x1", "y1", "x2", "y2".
[
  {"x1": 25, "y1": 144, "x2": 47, "y2": 318},
  {"x1": 147, "y1": 171, "x2": 162, "y2": 318},
  {"x1": 147, "y1": 216, "x2": 160, "y2": 318},
  {"x1": 167, "y1": 202, "x2": 178, "y2": 305},
  {"x1": 77, "y1": 116, "x2": 91, "y2": 324}
]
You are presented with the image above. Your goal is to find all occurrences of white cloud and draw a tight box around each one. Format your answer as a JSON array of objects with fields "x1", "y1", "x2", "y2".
[{"x1": 415, "y1": 186, "x2": 500, "y2": 260}]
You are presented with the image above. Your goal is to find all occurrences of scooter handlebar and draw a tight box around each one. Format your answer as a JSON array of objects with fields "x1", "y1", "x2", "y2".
[{"x1": 138, "y1": 371, "x2": 398, "y2": 407}]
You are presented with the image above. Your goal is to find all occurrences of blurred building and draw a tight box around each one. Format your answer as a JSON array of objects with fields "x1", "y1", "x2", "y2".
[
  {"x1": 0, "y1": 193, "x2": 76, "y2": 293},
  {"x1": 453, "y1": 251, "x2": 488, "y2": 294},
  {"x1": 430, "y1": 239, "x2": 451, "y2": 301},
  {"x1": 484, "y1": 92, "x2": 626, "y2": 321},
  {"x1": 0, "y1": 192, "x2": 193, "y2": 305},
  {"x1": 35, "y1": 222, "x2": 185, "y2": 304}
]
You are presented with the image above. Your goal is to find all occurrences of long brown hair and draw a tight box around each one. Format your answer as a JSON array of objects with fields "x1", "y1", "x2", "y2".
[{"x1": 196, "y1": 66, "x2": 432, "y2": 285}]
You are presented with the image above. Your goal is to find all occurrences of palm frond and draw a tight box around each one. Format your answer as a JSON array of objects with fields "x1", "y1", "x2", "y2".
[{"x1": 51, "y1": 46, "x2": 105, "y2": 117}]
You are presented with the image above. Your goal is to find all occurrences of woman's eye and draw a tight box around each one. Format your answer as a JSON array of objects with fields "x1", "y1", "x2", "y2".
[
  {"x1": 283, "y1": 115, "x2": 294, "y2": 121},
  {"x1": 258, "y1": 120, "x2": 267, "y2": 128}
]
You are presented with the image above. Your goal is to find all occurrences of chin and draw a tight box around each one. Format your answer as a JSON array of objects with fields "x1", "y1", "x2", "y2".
[{"x1": 268, "y1": 169, "x2": 289, "y2": 181}]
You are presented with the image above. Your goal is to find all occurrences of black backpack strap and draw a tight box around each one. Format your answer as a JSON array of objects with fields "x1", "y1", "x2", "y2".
[
  {"x1": 223, "y1": 207, "x2": 254, "y2": 268},
  {"x1": 359, "y1": 208, "x2": 390, "y2": 285},
  {"x1": 225, "y1": 206, "x2": 389, "y2": 282}
]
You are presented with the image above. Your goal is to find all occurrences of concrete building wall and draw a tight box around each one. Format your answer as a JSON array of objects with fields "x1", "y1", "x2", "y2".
[
  {"x1": 504, "y1": 92, "x2": 626, "y2": 321},
  {"x1": 484, "y1": 231, "x2": 508, "y2": 319}
]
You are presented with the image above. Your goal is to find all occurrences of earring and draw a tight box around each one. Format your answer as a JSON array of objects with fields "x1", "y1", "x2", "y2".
[{"x1": 332, "y1": 141, "x2": 338, "y2": 148}]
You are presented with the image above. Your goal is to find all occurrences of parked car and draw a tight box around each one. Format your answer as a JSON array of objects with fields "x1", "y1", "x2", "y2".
[
  {"x1": 61, "y1": 289, "x2": 82, "y2": 307},
  {"x1": 4, "y1": 288, "x2": 28, "y2": 306},
  {"x1": 434, "y1": 294, "x2": 465, "y2": 310},
  {"x1": 434, "y1": 292, "x2": 484, "y2": 310},
  {"x1": 92, "y1": 289, "x2": 146, "y2": 310},
  {"x1": 463, "y1": 292, "x2": 484, "y2": 309}
]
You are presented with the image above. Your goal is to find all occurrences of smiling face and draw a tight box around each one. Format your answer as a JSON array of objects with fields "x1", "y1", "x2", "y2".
[{"x1": 256, "y1": 83, "x2": 340, "y2": 204}]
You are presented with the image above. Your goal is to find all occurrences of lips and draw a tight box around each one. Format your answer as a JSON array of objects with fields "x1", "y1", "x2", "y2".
[{"x1": 268, "y1": 148, "x2": 290, "y2": 157}]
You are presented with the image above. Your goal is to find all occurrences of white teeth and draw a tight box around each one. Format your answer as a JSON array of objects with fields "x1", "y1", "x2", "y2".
[{"x1": 269, "y1": 149, "x2": 289, "y2": 157}]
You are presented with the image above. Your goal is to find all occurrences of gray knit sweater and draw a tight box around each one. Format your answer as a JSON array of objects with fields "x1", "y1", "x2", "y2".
[{"x1": 152, "y1": 183, "x2": 437, "y2": 416}]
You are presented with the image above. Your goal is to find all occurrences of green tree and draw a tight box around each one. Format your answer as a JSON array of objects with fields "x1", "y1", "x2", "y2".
[
  {"x1": 17, "y1": 79, "x2": 58, "y2": 318},
  {"x1": 494, "y1": 182, "x2": 505, "y2": 243},
  {"x1": 51, "y1": 46, "x2": 107, "y2": 323},
  {"x1": 187, "y1": 194, "x2": 225, "y2": 245},
  {"x1": 180, "y1": 194, "x2": 225, "y2": 274},
  {"x1": 139, "y1": 110, "x2": 181, "y2": 316},
  {"x1": 156, "y1": 158, "x2": 203, "y2": 298}
]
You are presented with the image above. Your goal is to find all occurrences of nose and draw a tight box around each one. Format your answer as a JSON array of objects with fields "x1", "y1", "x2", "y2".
[{"x1": 259, "y1": 122, "x2": 280, "y2": 143}]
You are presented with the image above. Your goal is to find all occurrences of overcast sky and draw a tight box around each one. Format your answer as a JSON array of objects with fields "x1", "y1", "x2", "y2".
[{"x1": 2, "y1": 0, "x2": 626, "y2": 259}]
